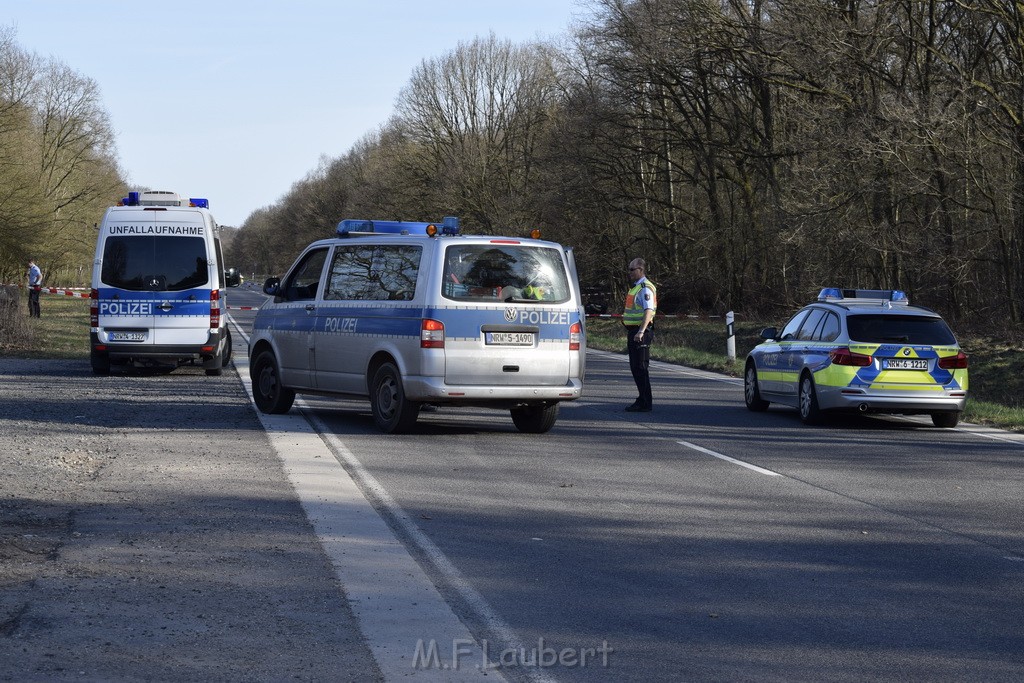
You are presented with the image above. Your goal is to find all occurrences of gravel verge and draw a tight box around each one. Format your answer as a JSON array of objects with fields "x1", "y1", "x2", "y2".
[{"x1": 0, "y1": 358, "x2": 382, "y2": 682}]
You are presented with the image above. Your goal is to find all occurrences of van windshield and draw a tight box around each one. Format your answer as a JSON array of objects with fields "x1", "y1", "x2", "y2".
[
  {"x1": 101, "y1": 236, "x2": 209, "y2": 291},
  {"x1": 442, "y1": 244, "x2": 570, "y2": 303}
]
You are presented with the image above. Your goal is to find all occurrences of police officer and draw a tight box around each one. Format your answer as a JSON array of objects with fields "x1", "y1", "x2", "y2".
[
  {"x1": 623, "y1": 258, "x2": 656, "y2": 412},
  {"x1": 26, "y1": 258, "x2": 42, "y2": 318}
]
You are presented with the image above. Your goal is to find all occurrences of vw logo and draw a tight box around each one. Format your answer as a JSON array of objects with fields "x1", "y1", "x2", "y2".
[
  {"x1": 903, "y1": 348, "x2": 911, "y2": 356},
  {"x1": 504, "y1": 307, "x2": 518, "y2": 323}
]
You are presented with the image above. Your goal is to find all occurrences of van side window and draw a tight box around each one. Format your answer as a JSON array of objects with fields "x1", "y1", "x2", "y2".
[
  {"x1": 284, "y1": 248, "x2": 328, "y2": 301},
  {"x1": 325, "y1": 245, "x2": 421, "y2": 301}
]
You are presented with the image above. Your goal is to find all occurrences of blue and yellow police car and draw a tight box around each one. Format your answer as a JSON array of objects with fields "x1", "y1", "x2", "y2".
[{"x1": 744, "y1": 288, "x2": 968, "y2": 427}]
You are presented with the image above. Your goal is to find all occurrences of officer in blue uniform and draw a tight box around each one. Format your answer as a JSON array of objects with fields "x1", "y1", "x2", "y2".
[
  {"x1": 623, "y1": 258, "x2": 656, "y2": 412},
  {"x1": 26, "y1": 258, "x2": 42, "y2": 318}
]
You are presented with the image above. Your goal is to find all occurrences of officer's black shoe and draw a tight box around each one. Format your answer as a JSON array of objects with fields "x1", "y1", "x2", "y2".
[{"x1": 625, "y1": 403, "x2": 652, "y2": 412}]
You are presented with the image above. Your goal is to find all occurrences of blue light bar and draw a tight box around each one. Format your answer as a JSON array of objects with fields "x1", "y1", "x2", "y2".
[
  {"x1": 189, "y1": 198, "x2": 209, "y2": 209},
  {"x1": 442, "y1": 216, "x2": 460, "y2": 235},
  {"x1": 818, "y1": 287, "x2": 843, "y2": 301},
  {"x1": 336, "y1": 218, "x2": 460, "y2": 237},
  {"x1": 818, "y1": 287, "x2": 910, "y2": 303}
]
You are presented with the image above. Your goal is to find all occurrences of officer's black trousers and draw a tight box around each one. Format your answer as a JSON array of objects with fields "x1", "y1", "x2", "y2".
[{"x1": 626, "y1": 326, "x2": 653, "y2": 407}]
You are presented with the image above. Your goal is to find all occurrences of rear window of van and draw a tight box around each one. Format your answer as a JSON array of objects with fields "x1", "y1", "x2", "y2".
[
  {"x1": 442, "y1": 245, "x2": 570, "y2": 303},
  {"x1": 101, "y1": 236, "x2": 208, "y2": 291}
]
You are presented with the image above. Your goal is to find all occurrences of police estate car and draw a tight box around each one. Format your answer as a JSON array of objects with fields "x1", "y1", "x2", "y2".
[
  {"x1": 248, "y1": 217, "x2": 585, "y2": 434},
  {"x1": 743, "y1": 288, "x2": 968, "y2": 427}
]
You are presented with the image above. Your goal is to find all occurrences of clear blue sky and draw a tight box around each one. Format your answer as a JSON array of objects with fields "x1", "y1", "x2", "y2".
[{"x1": 4, "y1": 1, "x2": 586, "y2": 227}]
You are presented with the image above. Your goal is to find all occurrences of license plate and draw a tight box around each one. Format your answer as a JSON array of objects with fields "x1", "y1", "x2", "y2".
[
  {"x1": 109, "y1": 331, "x2": 146, "y2": 342},
  {"x1": 485, "y1": 332, "x2": 535, "y2": 346},
  {"x1": 884, "y1": 358, "x2": 928, "y2": 370}
]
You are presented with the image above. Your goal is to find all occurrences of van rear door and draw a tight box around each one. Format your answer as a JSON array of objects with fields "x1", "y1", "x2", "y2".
[
  {"x1": 439, "y1": 242, "x2": 577, "y2": 387},
  {"x1": 98, "y1": 212, "x2": 212, "y2": 346}
]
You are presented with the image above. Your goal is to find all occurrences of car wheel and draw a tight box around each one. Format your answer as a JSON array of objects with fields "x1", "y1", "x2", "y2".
[
  {"x1": 90, "y1": 348, "x2": 110, "y2": 376},
  {"x1": 511, "y1": 402, "x2": 559, "y2": 433},
  {"x1": 371, "y1": 362, "x2": 420, "y2": 433},
  {"x1": 799, "y1": 373, "x2": 823, "y2": 425},
  {"x1": 744, "y1": 363, "x2": 770, "y2": 412},
  {"x1": 251, "y1": 350, "x2": 295, "y2": 414},
  {"x1": 931, "y1": 412, "x2": 960, "y2": 428},
  {"x1": 206, "y1": 330, "x2": 233, "y2": 376},
  {"x1": 221, "y1": 329, "x2": 232, "y2": 367}
]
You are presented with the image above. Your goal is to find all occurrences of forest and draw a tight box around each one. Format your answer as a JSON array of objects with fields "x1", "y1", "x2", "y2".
[
  {"x1": 5, "y1": 0, "x2": 1024, "y2": 328},
  {"x1": 0, "y1": 27, "x2": 125, "y2": 288},
  {"x1": 227, "y1": 0, "x2": 1024, "y2": 326}
]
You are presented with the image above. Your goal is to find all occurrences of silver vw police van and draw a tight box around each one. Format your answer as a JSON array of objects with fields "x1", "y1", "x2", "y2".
[
  {"x1": 90, "y1": 191, "x2": 237, "y2": 375},
  {"x1": 248, "y1": 217, "x2": 586, "y2": 433}
]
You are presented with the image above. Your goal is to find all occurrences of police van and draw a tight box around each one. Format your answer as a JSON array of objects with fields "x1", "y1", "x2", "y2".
[
  {"x1": 248, "y1": 217, "x2": 586, "y2": 433},
  {"x1": 90, "y1": 191, "x2": 239, "y2": 375}
]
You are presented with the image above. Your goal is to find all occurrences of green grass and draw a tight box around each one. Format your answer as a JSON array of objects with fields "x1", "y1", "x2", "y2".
[
  {"x1": 585, "y1": 317, "x2": 1024, "y2": 432},
  {"x1": 1, "y1": 295, "x2": 90, "y2": 359}
]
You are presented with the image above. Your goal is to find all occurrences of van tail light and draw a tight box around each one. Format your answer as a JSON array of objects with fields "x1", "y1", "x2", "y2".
[
  {"x1": 210, "y1": 289, "x2": 221, "y2": 328},
  {"x1": 829, "y1": 348, "x2": 872, "y2": 366},
  {"x1": 421, "y1": 319, "x2": 444, "y2": 348},
  {"x1": 569, "y1": 321, "x2": 581, "y2": 351},
  {"x1": 938, "y1": 351, "x2": 969, "y2": 369},
  {"x1": 90, "y1": 288, "x2": 99, "y2": 326}
]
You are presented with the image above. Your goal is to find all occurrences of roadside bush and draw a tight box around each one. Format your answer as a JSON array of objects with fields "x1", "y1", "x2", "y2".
[{"x1": 0, "y1": 286, "x2": 34, "y2": 352}]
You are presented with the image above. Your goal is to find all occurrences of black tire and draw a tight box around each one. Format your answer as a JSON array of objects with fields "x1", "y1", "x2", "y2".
[
  {"x1": 251, "y1": 350, "x2": 295, "y2": 414},
  {"x1": 90, "y1": 348, "x2": 110, "y2": 376},
  {"x1": 370, "y1": 362, "x2": 420, "y2": 433},
  {"x1": 744, "y1": 362, "x2": 770, "y2": 412},
  {"x1": 799, "y1": 373, "x2": 823, "y2": 425},
  {"x1": 932, "y1": 412, "x2": 960, "y2": 428},
  {"x1": 205, "y1": 330, "x2": 233, "y2": 376},
  {"x1": 511, "y1": 402, "x2": 560, "y2": 433}
]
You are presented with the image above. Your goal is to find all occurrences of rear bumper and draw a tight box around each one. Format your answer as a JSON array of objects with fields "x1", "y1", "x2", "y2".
[
  {"x1": 403, "y1": 376, "x2": 583, "y2": 404},
  {"x1": 818, "y1": 386, "x2": 966, "y2": 414},
  {"x1": 91, "y1": 330, "x2": 225, "y2": 365}
]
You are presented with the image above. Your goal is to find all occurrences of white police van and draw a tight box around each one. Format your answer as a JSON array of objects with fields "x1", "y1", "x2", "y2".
[
  {"x1": 248, "y1": 217, "x2": 586, "y2": 433},
  {"x1": 90, "y1": 191, "x2": 239, "y2": 375}
]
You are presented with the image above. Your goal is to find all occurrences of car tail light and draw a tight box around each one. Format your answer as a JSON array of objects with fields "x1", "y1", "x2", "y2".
[
  {"x1": 938, "y1": 351, "x2": 969, "y2": 369},
  {"x1": 569, "y1": 321, "x2": 581, "y2": 351},
  {"x1": 90, "y1": 288, "x2": 99, "y2": 326},
  {"x1": 829, "y1": 348, "x2": 872, "y2": 367},
  {"x1": 210, "y1": 289, "x2": 221, "y2": 328},
  {"x1": 421, "y1": 319, "x2": 444, "y2": 348}
]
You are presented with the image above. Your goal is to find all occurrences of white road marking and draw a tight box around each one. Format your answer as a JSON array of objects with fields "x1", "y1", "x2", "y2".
[
  {"x1": 229, "y1": 317, "x2": 551, "y2": 681},
  {"x1": 677, "y1": 440, "x2": 782, "y2": 477}
]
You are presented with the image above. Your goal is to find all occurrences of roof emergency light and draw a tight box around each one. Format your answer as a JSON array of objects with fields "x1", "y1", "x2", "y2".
[
  {"x1": 337, "y1": 217, "x2": 461, "y2": 238},
  {"x1": 818, "y1": 288, "x2": 910, "y2": 304}
]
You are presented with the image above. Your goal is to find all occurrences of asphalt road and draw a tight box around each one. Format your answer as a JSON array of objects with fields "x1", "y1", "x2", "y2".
[
  {"x1": 3, "y1": 285, "x2": 1022, "y2": 682},
  {"x1": 226, "y1": 285, "x2": 1024, "y2": 682}
]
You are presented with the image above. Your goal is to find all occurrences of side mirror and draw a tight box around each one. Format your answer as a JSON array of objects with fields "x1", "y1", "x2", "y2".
[
  {"x1": 759, "y1": 327, "x2": 778, "y2": 341},
  {"x1": 263, "y1": 277, "x2": 281, "y2": 296},
  {"x1": 224, "y1": 267, "x2": 242, "y2": 287}
]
